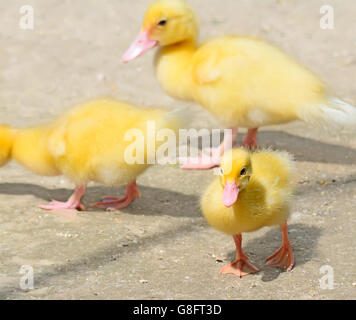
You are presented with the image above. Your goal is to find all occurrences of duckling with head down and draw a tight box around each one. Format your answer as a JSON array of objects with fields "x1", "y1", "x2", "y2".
[
  {"x1": 201, "y1": 148, "x2": 295, "y2": 277},
  {"x1": 123, "y1": 0, "x2": 356, "y2": 169},
  {"x1": 0, "y1": 98, "x2": 184, "y2": 213}
]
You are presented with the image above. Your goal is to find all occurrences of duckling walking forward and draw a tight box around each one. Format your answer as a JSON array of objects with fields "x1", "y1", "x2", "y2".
[
  {"x1": 201, "y1": 148, "x2": 295, "y2": 277},
  {"x1": 123, "y1": 0, "x2": 356, "y2": 169},
  {"x1": 0, "y1": 99, "x2": 182, "y2": 212}
]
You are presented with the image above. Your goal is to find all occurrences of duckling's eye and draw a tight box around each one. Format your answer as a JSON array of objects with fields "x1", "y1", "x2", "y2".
[
  {"x1": 218, "y1": 167, "x2": 224, "y2": 176},
  {"x1": 157, "y1": 20, "x2": 167, "y2": 26},
  {"x1": 240, "y1": 168, "x2": 247, "y2": 176}
]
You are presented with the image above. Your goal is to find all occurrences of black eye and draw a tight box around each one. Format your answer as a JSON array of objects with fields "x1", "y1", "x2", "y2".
[
  {"x1": 240, "y1": 168, "x2": 246, "y2": 176},
  {"x1": 158, "y1": 20, "x2": 167, "y2": 26},
  {"x1": 218, "y1": 167, "x2": 224, "y2": 176}
]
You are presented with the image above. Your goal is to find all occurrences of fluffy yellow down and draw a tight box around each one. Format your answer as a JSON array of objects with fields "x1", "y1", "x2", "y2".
[
  {"x1": 1, "y1": 98, "x2": 182, "y2": 186},
  {"x1": 140, "y1": 0, "x2": 356, "y2": 130},
  {"x1": 201, "y1": 148, "x2": 295, "y2": 235}
]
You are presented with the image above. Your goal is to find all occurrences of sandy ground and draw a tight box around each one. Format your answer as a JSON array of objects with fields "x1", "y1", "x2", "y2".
[{"x1": 0, "y1": 0, "x2": 355, "y2": 300}]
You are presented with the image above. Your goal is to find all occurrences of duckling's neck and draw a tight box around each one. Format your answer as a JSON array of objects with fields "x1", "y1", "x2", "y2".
[
  {"x1": 11, "y1": 127, "x2": 59, "y2": 176},
  {"x1": 155, "y1": 40, "x2": 197, "y2": 101}
]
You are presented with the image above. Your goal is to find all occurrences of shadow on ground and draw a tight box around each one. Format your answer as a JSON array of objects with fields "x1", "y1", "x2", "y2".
[
  {"x1": 258, "y1": 131, "x2": 356, "y2": 165},
  {"x1": 0, "y1": 218, "x2": 206, "y2": 299},
  {"x1": 0, "y1": 183, "x2": 200, "y2": 218},
  {"x1": 192, "y1": 130, "x2": 356, "y2": 164},
  {"x1": 0, "y1": 221, "x2": 321, "y2": 298},
  {"x1": 224, "y1": 223, "x2": 322, "y2": 282}
]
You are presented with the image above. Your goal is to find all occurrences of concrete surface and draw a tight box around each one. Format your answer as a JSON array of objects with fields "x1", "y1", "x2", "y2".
[{"x1": 0, "y1": 0, "x2": 355, "y2": 299}]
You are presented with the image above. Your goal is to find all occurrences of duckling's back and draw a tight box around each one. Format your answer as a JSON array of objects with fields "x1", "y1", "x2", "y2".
[
  {"x1": 250, "y1": 150, "x2": 295, "y2": 193},
  {"x1": 248, "y1": 150, "x2": 295, "y2": 225},
  {"x1": 47, "y1": 99, "x2": 181, "y2": 185},
  {"x1": 191, "y1": 36, "x2": 328, "y2": 128}
]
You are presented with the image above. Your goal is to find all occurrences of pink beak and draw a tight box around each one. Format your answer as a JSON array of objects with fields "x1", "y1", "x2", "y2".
[
  {"x1": 222, "y1": 180, "x2": 239, "y2": 208},
  {"x1": 122, "y1": 30, "x2": 159, "y2": 63}
]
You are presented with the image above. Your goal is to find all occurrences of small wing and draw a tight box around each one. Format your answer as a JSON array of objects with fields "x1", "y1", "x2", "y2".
[
  {"x1": 192, "y1": 46, "x2": 223, "y2": 85},
  {"x1": 192, "y1": 36, "x2": 247, "y2": 86},
  {"x1": 252, "y1": 150, "x2": 296, "y2": 191},
  {"x1": 47, "y1": 119, "x2": 68, "y2": 158}
]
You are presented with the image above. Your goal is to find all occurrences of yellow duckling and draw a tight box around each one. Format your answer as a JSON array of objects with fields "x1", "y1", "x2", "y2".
[
  {"x1": 123, "y1": 0, "x2": 356, "y2": 169},
  {"x1": 201, "y1": 148, "x2": 295, "y2": 277},
  {"x1": 0, "y1": 98, "x2": 183, "y2": 212}
]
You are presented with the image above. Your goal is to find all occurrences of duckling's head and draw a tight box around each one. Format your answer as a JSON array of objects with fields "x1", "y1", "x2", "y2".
[
  {"x1": 0, "y1": 125, "x2": 16, "y2": 167},
  {"x1": 219, "y1": 148, "x2": 252, "y2": 208},
  {"x1": 122, "y1": 0, "x2": 198, "y2": 62}
]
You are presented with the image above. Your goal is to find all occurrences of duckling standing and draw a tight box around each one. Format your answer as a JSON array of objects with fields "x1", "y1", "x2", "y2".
[
  {"x1": 0, "y1": 99, "x2": 183, "y2": 212},
  {"x1": 201, "y1": 148, "x2": 295, "y2": 277},
  {"x1": 123, "y1": 0, "x2": 356, "y2": 169}
]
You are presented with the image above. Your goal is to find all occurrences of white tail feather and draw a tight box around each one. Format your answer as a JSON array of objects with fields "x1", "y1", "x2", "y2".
[
  {"x1": 161, "y1": 106, "x2": 192, "y2": 131},
  {"x1": 299, "y1": 97, "x2": 356, "y2": 132}
]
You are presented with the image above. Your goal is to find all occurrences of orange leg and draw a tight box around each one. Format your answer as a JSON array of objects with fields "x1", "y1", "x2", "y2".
[
  {"x1": 92, "y1": 181, "x2": 141, "y2": 211},
  {"x1": 179, "y1": 128, "x2": 238, "y2": 170},
  {"x1": 39, "y1": 185, "x2": 86, "y2": 212},
  {"x1": 242, "y1": 128, "x2": 258, "y2": 149},
  {"x1": 266, "y1": 223, "x2": 295, "y2": 271},
  {"x1": 220, "y1": 234, "x2": 259, "y2": 278}
]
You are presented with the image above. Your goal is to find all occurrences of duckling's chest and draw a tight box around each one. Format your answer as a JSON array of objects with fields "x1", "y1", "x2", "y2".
[
  {"x1": 204, "y1": 202, "x2": 264, "y2": 236},
  {"x1": 155, "y1": 50, "x2": 194, "y2": 101},
  {"x1": 201, "y1": 183, "x2": 266, "y2": 235}
]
